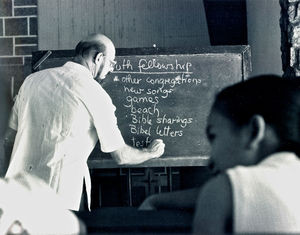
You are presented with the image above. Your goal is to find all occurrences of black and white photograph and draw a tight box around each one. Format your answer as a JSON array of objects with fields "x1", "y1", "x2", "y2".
[{"x1": 1, "y1": 0, "x2": 300, "y2": 234}]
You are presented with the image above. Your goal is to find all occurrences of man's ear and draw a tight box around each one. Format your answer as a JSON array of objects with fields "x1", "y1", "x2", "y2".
[
  {"x1": 94, "y1": 52, "x2": 103, "y2": 65},
  {"x1": 247, "y1": 115, "x2": 266, "y2": 150}
]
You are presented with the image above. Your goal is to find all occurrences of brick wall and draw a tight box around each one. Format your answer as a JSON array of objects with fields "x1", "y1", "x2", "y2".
[
  {"x1": 0, "y1": 0, "x2": 38, "y2": 91},
  {"x1": 0, "y1": 0, "x2": 38, "y2": 159}
]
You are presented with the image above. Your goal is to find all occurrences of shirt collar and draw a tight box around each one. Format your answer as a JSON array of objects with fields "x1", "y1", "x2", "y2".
[
  {"x1": 63, "y1": 61, "x2": 93, "y2": 80},
  {"x1": 260, "y1": 151, "x2": 298, "y2": 166}
]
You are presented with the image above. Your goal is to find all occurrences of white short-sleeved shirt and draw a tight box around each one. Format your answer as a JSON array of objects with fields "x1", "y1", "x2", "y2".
[
  {"x1": 5, "y1": 61, "x2": 125, "y2": 210},
  {"x1": 227, "y1": 152, "x2": 300, "y2": 233},
  {"x1": 0, "y1": 172, "x2": 82, "y2": 234}
]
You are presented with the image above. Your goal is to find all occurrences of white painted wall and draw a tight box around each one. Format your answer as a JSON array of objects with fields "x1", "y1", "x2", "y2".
[{"x1": 247, "y1": 0, "x2": 283, "y2": 77}]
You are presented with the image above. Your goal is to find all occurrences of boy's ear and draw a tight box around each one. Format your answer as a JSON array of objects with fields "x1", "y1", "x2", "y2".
[
  {"x1": 247, "y1": 115, "x2": 266, "y2": 150},
  {"x1": 94, "y1": 52, "x2": 103, "y2": 64}
]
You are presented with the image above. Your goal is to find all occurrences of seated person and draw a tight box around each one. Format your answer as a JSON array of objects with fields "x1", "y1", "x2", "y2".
[
  {"x1": 0, "y1": 172, "x2": 86, "y2": 234},
  {"x1": 140, "y1": 75, "x2": 300, "y2": 234}
]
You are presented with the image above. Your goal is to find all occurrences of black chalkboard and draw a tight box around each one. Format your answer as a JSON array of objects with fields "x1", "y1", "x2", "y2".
[{"x1": 32, "y1": 46, "x2": 251, "y2": 157}]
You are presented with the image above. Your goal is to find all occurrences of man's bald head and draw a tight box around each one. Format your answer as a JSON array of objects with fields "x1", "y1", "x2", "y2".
[
  {"x1": 85, "y1": 34, "x2": 115, "y2": 53},
  {"x1": 73, "y1": 33, "x2": 116, "y2": 80},
  {"x1": 74, "y1": 33, "x2": 115, "y2": 60}
]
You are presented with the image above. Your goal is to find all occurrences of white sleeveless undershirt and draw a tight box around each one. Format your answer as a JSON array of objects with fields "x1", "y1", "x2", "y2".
[{"x1": 227, "y1": 152, "x2": 300, "y2": 233}]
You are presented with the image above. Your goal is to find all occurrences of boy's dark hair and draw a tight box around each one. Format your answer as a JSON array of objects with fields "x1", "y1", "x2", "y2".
[{"x1": 213, "y1": 74, "x2": 300, "y2": 155}]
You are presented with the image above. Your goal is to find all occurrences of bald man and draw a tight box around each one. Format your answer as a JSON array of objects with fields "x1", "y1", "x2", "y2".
[{"x1": 3, "y1": 34, "x2": 165, "y2": 211}]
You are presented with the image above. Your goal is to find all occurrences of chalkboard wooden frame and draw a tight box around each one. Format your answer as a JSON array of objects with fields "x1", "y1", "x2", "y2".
[{"x1": 32, "y1": 46, "x2": 251, "y2": 168}]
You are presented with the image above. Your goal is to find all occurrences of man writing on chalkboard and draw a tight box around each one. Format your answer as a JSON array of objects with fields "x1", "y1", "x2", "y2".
[{"x1": 3, "y1": 33, "x2": 165, "y2": 211}]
